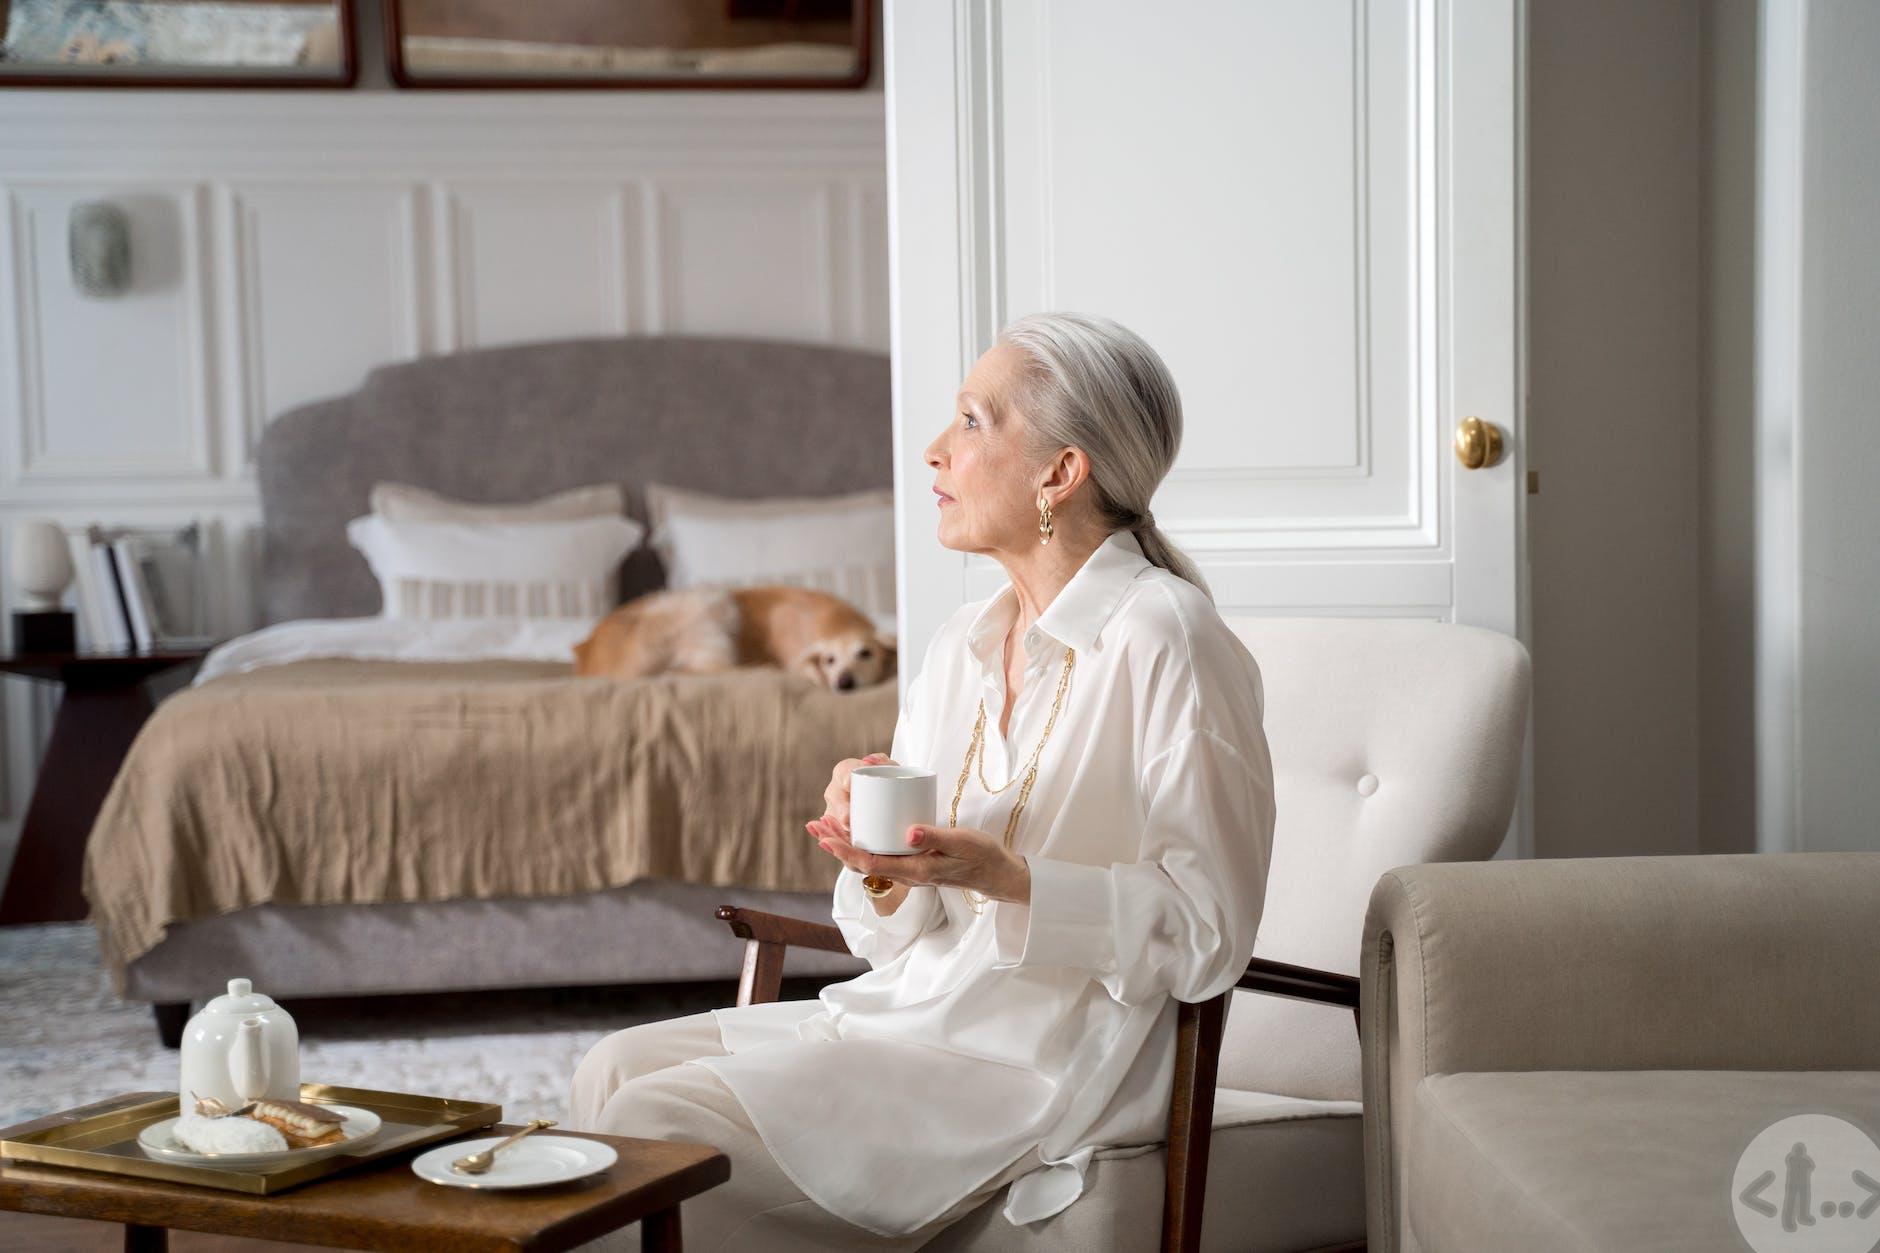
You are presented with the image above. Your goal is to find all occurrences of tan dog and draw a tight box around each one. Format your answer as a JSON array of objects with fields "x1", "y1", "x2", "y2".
[{"x1": 573, "y1": 585, "x2": 897, "y2": 692}]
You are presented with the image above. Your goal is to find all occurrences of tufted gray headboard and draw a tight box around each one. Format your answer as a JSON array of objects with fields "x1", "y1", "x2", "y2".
[{"x1": 255, "y1": 334, "x2": 894, "y2": 625}]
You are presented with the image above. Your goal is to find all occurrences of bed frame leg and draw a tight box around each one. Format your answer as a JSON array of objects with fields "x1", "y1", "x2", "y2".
[{"x1": 153, "y1": 1002, "x2": 188, "y2": 1049}]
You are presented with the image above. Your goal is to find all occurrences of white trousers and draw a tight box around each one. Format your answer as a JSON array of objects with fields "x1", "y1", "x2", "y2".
[{"x1": 567, "y1": 1009, "x2": 1045, "y2": 1252}]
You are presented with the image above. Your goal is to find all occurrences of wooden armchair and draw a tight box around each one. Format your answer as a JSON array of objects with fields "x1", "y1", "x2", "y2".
[
  {"x1": 714, "y1": 904, "x2": 1361, "y2": 1253},
  {"x1": 707, "y1": 614, "x2": 1533, "y2": 1252}
]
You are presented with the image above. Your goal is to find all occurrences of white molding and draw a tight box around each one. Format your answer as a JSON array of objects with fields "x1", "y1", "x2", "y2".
[
  {"x1": 953, "y1": 0, "x2": 1005, "y2": 371},
  {"x1": 1351, "y1": 0, "x2": 1377, "y2": 485},
  {"x1": 441, "y1": 180, "x2": 635, "y2": 349},
  {"x1": 6, "y1": 181, "x2": 215, "y2": 483},
  {"x1": 1754, "y1": 0, "x2": 1806, "y2": 855},
  {"x1": 0, "y1": 93, "x2": 888, "y2": 173},
  {"x1": 965, "y1": 551, "x2": 1454, "y2": 613},
  {"x1": 1010, "y1": 0, "x2": 1432, "y2": 543},
  {"x1": 649, "y1": 173, "x2": 839, "y2": 339},
  {"x1": 1510, "y1": 0, "x2": 1535, "y2": 861},
  {"x1": 219, "y1": 180, "x2": 428, "y2": 468},
  {"x1": 637, "y1": 179, "x2": 666, "y2": 334}
]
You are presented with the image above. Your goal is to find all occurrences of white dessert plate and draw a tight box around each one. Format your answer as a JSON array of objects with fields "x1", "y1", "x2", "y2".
[
  {"x1": 138, "y1": 1104, "x2": 382, "y2": 1169},
  {"x1": 411, "y1": 1135, "x2": 619, "y2": 1190}
]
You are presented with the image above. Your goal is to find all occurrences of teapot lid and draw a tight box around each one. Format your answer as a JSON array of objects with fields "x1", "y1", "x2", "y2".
[{"x1": 203, "y1": 977, "x2": 280, "y2": 1016}]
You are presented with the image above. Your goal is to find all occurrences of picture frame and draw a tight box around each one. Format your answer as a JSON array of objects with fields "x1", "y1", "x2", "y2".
[
  {"x1": 384, "y1": 0, "x2": 870, "y2": 91},
  {"x1": 0, "y1": 0, "x2": 358, "y2": 89}
]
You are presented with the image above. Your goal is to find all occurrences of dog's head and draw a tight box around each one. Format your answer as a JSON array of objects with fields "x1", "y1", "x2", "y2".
[{"x1": 793, "y1": 631, "x2": 898, "y2": 692}]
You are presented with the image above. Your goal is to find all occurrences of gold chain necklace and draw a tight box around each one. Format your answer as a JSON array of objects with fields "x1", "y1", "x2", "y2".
[
  {"x1": 861, "y1": 643, "x2": 1082, "y2": 906},
  {"x1": 950, "y1": 644, "x2": 1075, "y2": 914}
]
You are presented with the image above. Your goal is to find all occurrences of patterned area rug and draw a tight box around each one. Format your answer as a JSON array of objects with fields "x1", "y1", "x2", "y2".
[{"x1": 0, "y1": 923, "x2": 832, "y2": 1128}]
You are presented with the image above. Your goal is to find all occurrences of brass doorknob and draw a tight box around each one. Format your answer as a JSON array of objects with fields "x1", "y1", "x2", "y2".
[{"x1": 1453, "y1": 416, "x2": 1505, "y2": 469}]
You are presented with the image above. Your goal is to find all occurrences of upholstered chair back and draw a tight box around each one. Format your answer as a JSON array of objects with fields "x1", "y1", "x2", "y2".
[{"x1": 1216, "y1": 616, "x2": 1532, "y2": 1100}]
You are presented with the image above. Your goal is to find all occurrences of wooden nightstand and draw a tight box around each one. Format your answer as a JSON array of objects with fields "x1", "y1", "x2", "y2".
[{"x1": 0, "y1": 649, "x2": 208, "y2": 926}]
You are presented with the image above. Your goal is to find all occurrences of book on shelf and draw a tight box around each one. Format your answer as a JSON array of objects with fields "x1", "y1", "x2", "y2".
[{"x1": 66, "y1": 523, "x2": 214, "y2": 653}]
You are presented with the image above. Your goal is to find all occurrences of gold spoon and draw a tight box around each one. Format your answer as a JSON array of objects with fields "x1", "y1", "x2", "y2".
[{"x1": 451, "y1": 1119, "x2": 556, "y2": 1175}]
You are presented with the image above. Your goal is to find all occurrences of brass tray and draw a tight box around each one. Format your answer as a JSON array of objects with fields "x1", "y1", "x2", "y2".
[{"x1": 0, "y1": 1083, "x2": 501, "y2": 1195}]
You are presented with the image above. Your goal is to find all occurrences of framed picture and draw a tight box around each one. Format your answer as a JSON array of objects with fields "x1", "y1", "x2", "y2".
[
  {"x1": 385, "y1": 0, "x2": 869, "y2": 90},
  {"x1": 0, "y1": 0, "x2": 357, "y2": 88}
]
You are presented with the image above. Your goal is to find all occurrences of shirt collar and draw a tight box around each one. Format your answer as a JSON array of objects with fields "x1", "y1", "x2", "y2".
[{"x1": 965, "y1": 528, "x2": 1152, "y2": 669}]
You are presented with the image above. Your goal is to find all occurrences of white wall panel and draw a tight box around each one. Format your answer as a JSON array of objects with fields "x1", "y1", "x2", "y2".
[
  {"x1": 443, "y1": 182, "x2": 634, "y2": 349},
  {"x1": 995, "y1": 0, "x2": 1428, "y2": 552},
  {"x1": 654, "y1": 177, "x2": 836, "y2": 340},
  {"x1": 4, "y1": 182, "x2": 214, "y2": 483},
  {"x1": 222, "y1": 181, "x2": 428, "y2": 465}
]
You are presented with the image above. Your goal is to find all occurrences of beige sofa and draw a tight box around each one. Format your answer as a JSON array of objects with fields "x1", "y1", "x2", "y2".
[{"x1": 1362, "y1": 851, "x2": 1880, "y2": 1252}]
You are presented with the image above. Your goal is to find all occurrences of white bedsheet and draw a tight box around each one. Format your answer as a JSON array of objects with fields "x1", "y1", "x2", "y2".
[
  {"x1": 197, "y1": 607, "x2": 900, "y2": 685},
  {"x1": 194, "y1": 616, "x2": 596, "y2": 685}
]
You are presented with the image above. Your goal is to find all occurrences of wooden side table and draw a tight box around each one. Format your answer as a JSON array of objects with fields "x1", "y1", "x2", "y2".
[
  {"x1": 0, "y1": 1097, "x2": 730, "y2": 1252},
  {"x1": 0, "y1": 649, "x2": 207, "y2": 925}
]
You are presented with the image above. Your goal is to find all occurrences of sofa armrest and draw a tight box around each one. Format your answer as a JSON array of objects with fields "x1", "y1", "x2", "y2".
[{"x1": 1360, "y1": 850, "x2": 1880, "y2": 1252}]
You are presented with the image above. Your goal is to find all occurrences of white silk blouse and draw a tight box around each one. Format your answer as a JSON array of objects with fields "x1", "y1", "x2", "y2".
[{"x1": 688, "y1": 527, "x2": 1277, "y2": 1237}]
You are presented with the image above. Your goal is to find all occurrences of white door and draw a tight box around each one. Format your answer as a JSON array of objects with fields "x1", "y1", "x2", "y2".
[{"x1": 886, "y1": 0, "x2": 1530, "y2": 855}]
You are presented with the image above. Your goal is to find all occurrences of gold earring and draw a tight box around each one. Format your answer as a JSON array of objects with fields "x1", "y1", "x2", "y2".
[{"x1": 1037, "y1": 495, "x2": 1053, "y2": 545}]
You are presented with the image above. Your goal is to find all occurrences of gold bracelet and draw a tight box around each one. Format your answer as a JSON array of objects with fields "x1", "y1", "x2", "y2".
[{"x1": 861, "y1": 874, "x2": 895, "y2": 898}]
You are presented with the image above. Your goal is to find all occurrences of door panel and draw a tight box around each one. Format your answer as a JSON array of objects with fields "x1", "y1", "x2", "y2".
[{"x1": 886, "y1": 0, "x2": 1528, "y2": 853}]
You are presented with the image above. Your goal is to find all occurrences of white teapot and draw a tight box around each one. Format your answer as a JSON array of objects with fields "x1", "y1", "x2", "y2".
[{"x1": 179, "y1": 978, "x2": 300, "y2": 1110}]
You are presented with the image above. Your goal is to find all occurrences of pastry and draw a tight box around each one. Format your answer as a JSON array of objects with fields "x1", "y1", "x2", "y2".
[
  {"x1": 172, "y1": 1112, "x2": 290, "y2": 1156},
  {"x1": 246, "y1": 1098, "x2": 348, "y2": 1148}
]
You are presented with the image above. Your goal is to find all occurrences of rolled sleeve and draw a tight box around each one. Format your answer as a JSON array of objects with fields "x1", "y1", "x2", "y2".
[
  {"x1": 989, "y1": 856, "x2": 1114, "y2": 971},
  {"x1": 832, "y1": 868, "x2": 944, "y2": 968}
]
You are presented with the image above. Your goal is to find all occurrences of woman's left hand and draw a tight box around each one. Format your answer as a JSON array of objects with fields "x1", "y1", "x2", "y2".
[{"x1": 810, "y1": 818, "x2": 1032, "y2": 905}]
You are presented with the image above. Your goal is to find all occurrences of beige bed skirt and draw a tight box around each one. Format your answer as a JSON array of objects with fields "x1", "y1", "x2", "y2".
[{"x1": 82, "y1": 658, "x2": 898, "y2": 985}]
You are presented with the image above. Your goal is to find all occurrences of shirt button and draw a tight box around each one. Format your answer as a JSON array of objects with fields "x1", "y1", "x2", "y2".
[{"x1": 1356, "y1": 773, "x2": 1379, "y2": 797}]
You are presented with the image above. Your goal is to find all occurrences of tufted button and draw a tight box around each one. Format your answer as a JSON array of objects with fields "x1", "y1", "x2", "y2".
[{"x1": 1356, "y1": 772, "x2": 1379, "y2": 797}]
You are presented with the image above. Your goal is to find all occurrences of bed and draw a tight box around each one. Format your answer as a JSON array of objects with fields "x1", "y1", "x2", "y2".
[{"x1": 83, "y1": 334, "x2": 887, "y2": 1043}]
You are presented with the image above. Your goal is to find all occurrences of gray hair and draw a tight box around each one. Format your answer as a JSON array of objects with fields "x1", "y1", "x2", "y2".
[{"x1": 996, "y1": 310, "x2": 1213, "y2": 602}]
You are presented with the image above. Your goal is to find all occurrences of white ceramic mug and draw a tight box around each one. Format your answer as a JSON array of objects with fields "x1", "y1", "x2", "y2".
[{"x1": 849, "y1": 766, "x2": 937, "y2": 856}]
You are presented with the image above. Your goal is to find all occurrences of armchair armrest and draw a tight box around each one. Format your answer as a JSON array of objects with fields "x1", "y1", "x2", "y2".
[
  {"x1": 715, "y1": 905, "x2": 850, "y2": 1007},
  {"x1": 714, "y1": 905, "x2": 848, "y2": 954},
  {"x1": 1238, "y1": 955, "x2": 1361, "y2": 1017}
]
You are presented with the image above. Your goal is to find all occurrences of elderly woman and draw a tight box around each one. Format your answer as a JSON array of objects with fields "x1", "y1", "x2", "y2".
[{"x1": 568, "y1": 310, "x2": 1276, "y2": 1251}]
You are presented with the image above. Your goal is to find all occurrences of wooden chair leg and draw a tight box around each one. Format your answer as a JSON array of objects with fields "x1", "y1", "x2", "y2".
[
  {"x1": 1161, "y1": 992, "x2": 1229, "y2": 1253},
  {"x1": 736, "y1": 938, "x2": 788, "y2": 1007}
]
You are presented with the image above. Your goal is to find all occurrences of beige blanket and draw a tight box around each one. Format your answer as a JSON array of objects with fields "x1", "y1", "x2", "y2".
[{"x1": 83, "y1": 659, "x2": 898, "y2": 973}]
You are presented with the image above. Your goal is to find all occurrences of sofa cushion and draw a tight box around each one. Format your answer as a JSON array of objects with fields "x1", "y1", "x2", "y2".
[
  {"x1": 923, "y1": 1088, "x2": 1364, "y2": 1253},
  {"x1": 1410, "y1": 1070, "x2": 1880, "y2": 1252}
]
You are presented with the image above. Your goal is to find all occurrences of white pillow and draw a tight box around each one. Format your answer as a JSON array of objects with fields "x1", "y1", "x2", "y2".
[
  {"x1": 346, "y1": 514, "x2": 643, "y2": 622},
  {"x1": 645, "y1": 482, "x2": 896, "y2": 623},
  {"x1": 370, "y1": 481, "x2": 625, "y2": 525}
]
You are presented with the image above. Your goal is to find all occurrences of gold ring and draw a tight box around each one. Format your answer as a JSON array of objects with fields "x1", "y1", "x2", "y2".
[{"x1": 861, "y1": 874, "x2": 894, "y2": 898}]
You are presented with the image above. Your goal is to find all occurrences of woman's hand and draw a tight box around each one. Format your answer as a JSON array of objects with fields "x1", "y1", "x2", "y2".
[
  {"x1": 809, "y1": 752, "x2": 911, "y2": 913},
  {"x1": 810, "y1": 818, "x2": 1032, "y2": 906},
  {"x1": 812, "y1": 751, "x2": 898, "y2": 853}
]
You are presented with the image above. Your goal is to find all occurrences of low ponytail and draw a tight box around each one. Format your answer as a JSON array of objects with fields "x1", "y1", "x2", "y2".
[{"x1": 998, "y1": 312, "x2": 1213, "y2": 603}]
